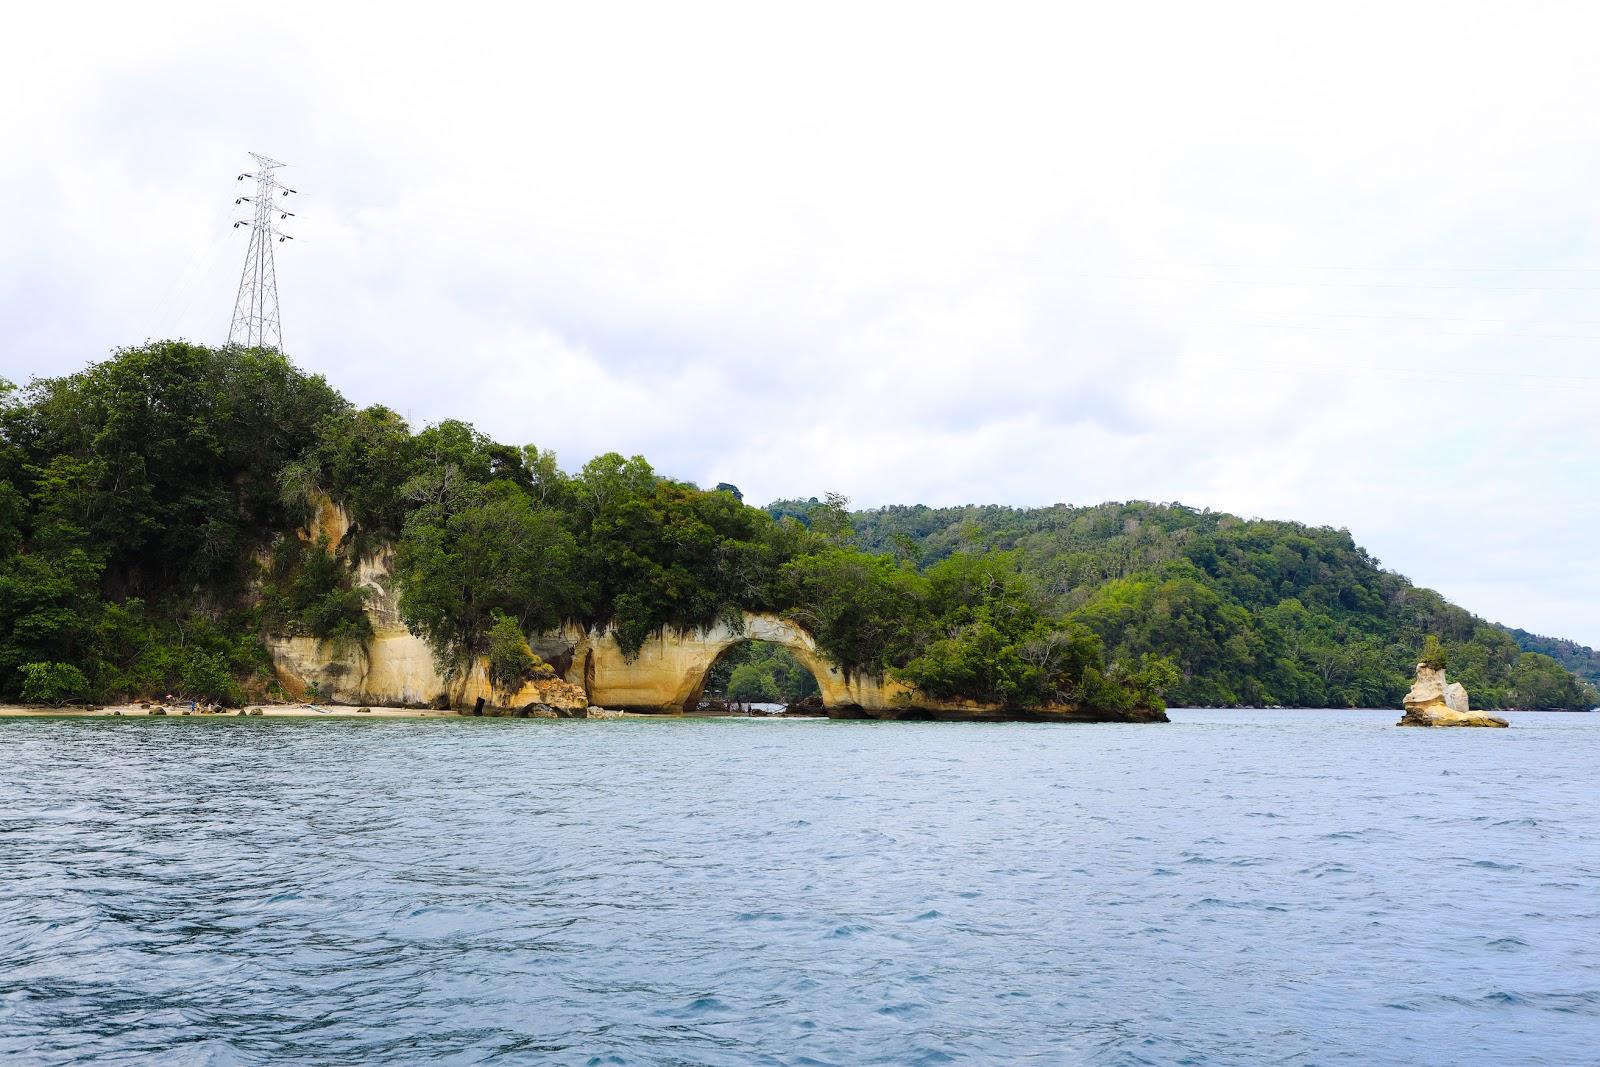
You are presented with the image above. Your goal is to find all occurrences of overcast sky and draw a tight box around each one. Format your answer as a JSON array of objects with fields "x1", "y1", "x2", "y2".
[{"x1": 3, "y1": 1, "x2": 1598, "y2": 644}]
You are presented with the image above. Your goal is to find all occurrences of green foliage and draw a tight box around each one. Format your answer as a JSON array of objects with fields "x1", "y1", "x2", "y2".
[
  {"x1": 834, "y1": 500, "x2": 1597, "y2": 709},
  {"x1": 575, "y1": 456, "x2": 792, "y2": 657},
  {"x1": 394, "y1": 486, "x2": 579, "y2": 675},
  {"x1": 486, "y1": 612, "x2": 554, "y2": 693},
  {"x1": 0, "y1": 342, "x2": 334, "y2": 703},
  {"x1": 779, "y1": 548, "x2": 927, "y2": 676},
  {"x1": 705, "y1": 641, "x2": 821, "y2": 703},
  {"x1": 308, "y1": 405, "x2": 419, "y2": 538},
  {"x1": 895, "y1": 555, "x2": 1154, "y2": 710},
  {"x1": 809, "y1": 492, "x2": 855, "y2": 544},
  {"x1": 1507, "y1": 652, "x2": 1598, "y2": 710},
  {"x1": 19, "y1": 661, "x2": 89, "y2": 704},
  {"x1": 778, "y1": 546, "x2": 1166, "y2": 711},
  {"x1": 727, "y1": 662, "x2": 781, "y2": 702},
  {"x1": 1507, "y1": 628, "x2": 1600, "y2": 689},
  {"x1": 259, "y1": 535, "x2": 373, "y2": 647},
  {"x1": 5, "y1": 341, "x2": 343, "y2": 592},
  {"x1": 1075, "y1": 654, "x2": 1182, "y2": 717},
  {"x1": 1419, "y1": 634, "x2": 1447, "y2": 670}
]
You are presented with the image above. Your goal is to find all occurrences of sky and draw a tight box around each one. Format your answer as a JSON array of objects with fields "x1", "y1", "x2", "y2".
[{"x1": 2, "y1": 1, "x2": 1598, "y2": 644}]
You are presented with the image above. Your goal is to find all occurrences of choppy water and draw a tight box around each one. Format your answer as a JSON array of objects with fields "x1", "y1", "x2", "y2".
[{"x1": 2, "y1": 710, "x2": 1597, "y2": 1066}]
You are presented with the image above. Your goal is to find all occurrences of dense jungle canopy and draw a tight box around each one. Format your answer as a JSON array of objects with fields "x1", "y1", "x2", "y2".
[{"x1": 1, "y1": 342, "x2": 1594, "y2": 712}]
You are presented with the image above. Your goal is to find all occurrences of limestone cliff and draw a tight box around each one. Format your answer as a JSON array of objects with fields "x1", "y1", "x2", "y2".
[{"x1": 1398, "y1": 664, "x2": 1508, "y2": 728}]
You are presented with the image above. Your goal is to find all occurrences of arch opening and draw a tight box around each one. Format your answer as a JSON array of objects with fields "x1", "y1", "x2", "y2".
[{"x1": 688, "y1": 639, "x2": 824, "y2": 714}]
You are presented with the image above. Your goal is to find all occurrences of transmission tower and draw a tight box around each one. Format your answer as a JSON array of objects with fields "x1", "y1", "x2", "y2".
[{"x1": 227, "y1": 152, "x2": 297, "y2": 349}]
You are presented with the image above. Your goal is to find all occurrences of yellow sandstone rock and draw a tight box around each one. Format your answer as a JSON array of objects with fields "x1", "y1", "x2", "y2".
[{"x1": 1398, "y1": 664, "x2": 1508, "y2": 728}]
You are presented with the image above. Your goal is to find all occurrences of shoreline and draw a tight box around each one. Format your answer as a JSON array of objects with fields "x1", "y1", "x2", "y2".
[
  {"x1": 0, "y1": 703, "x2": 829, "y2": 720},
  {"x1": 0, "y1": 703, "x2": 457, "y2": 719},
  {"x1": 4, "y1": 704, "x2": 1590, "y2": 721}
]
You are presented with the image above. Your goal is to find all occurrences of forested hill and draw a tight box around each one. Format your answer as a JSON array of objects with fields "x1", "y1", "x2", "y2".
[
  {"x1": 1504, "y1": 629, "x2": 1600, "y2": 689},
  {"x1": 768, "y1": 499, "x2": 1599, "y2": 710}
]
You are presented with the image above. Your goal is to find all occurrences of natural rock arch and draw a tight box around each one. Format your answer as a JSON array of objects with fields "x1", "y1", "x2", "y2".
[{"x1": 576, "y1": 612, "x2": 867, "y2": 712}]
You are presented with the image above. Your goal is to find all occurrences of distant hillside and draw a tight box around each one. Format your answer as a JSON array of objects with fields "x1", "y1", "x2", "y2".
[
  {"x1": 770, "y1": 498, "x2": 1598, "y2": 711},
  {"x1": 1507, "y1": 629, "x2": 1600, "y2": 689}
]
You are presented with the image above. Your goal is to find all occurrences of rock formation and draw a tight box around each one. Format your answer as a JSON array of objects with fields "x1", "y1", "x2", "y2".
[
  {"x1": 264, "y1": 494, "x2": 1169, "y2": 722},
  {"x1": 1398, "y1": 663, "x2": 1508, "y2": 727}
]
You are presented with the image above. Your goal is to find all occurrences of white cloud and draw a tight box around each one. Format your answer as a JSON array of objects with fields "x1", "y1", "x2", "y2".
[{"x1": 3, "y1": 0, "x2": 1599, "y2": 643}]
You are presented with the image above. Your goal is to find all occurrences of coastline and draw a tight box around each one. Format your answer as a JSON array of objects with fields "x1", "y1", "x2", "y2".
[
  {"x1": 0, "y1": 703, "x2": 456, "y2": 719},
  {"x1": 0, "y1": 703, "x2": 1150, "y2": 722},
  {"x1": 0, "y1": 704, "x2": 830, "y2": 720}
]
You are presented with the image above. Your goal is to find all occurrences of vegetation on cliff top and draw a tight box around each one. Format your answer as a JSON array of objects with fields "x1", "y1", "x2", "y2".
[{"x1": 2, "y1": 342, "x2": 1593, "y2": 711}]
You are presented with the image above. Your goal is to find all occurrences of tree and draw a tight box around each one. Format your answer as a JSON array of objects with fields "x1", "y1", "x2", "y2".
[
  {"x1": 1420, "y1": 634, "x2": 1447, "y2": 670},
  {"x1": 779, "y1": 548, "x2": 926, "y2": 676},
  {"x1": 808, "y1": 491, "x2": 854, "y2": 544},
  {"x1": 727, "y1": 662, "x2": 780, "y2": 702},
  {"x1": 704, "y1": 641, "x2": 820, "y2": 702},
  {"x1": 19, "y1": 661, "x2": 89, "y2": 705},
  {"x1": 394, "y1": 488, "x2": 579, "y2": 677},
  {"x1": 521, "y1": 446, "x2": 567, "y2": 508},
  {"x1": 485, "y1": 612, "x2": 555, "y2": 695},
  {"x1": 308, "y1": 405, "x2": 418, "y2": 537}
]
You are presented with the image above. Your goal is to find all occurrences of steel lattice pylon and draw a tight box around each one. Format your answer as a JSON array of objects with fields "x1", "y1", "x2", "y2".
[{"x1": 227, "y1": 152, "x2": 296, "y2": 349}]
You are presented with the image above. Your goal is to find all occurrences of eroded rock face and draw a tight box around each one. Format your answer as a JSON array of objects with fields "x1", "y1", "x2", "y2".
[
  {"x1": 1399, "y1": 664, "x2": 1508, "y2": 728},
  {"x1": 268, "y1": 632, "x2": 589, "y2": 711}
]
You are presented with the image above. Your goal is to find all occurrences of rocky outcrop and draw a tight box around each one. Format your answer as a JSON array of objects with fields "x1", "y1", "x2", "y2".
[
  {"x1": 1398, "y1": 664, "x2": 1508, "y2": 728},
  {"x1": 268, "y1": 631, "x2": 589, "y2": 711}
]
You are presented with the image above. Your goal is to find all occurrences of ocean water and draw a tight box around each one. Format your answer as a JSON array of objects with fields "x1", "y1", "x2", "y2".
[{"x1": 1, "y1": 709, "x2": 1596, "y2": 1066}]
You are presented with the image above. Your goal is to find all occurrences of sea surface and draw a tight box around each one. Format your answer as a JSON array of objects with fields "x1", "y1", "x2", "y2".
[{"x1": 2, "y1": 709, "x2": 1596, "y2": 1066}]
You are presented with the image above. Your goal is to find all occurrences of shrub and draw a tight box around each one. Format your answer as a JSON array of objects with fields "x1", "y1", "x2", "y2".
[
  {"x1": 19, "y1": 661, "x2": 90, "y2": 705},
  {"x1": 486, "y1": 613, "x2": 553, "y2": 693},
  {"x1": 1420, "y1": 634, "x2": 1447, "y2": 670}
]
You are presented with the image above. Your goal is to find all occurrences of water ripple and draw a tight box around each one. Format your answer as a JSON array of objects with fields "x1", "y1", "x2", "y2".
[{"x1": 0, "y1": 709, "x2": 1596, "y2": 1064}]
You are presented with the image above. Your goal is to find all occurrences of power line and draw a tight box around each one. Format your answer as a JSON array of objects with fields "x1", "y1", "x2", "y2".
[{"x1": 227, "y1": 152, "x2": 297, "y2": 349}]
